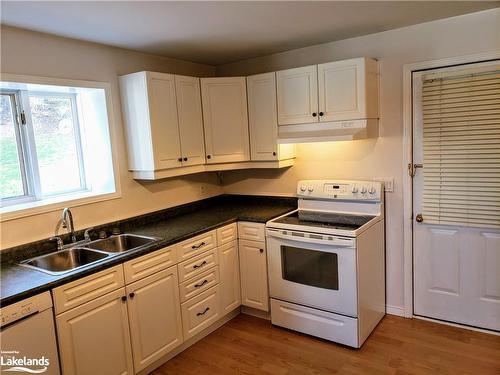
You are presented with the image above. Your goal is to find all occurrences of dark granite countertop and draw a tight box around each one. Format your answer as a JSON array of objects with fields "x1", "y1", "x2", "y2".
[{"x1": 0, "y1": 195, "x2": 296, "y2": 307}]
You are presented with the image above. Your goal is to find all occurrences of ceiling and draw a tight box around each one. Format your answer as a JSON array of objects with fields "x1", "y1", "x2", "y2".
[{"x1": 1, "y1": 1, "x2": 498, "y2": 65}]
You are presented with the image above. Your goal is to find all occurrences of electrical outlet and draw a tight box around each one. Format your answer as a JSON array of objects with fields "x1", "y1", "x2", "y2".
[{"x1": 375, "y1": 177, "x2": 394, "y2": 193}]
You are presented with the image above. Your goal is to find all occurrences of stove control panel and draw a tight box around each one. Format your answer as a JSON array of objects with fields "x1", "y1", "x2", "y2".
[{"x1": 297, "y1": 180, "x2": 383, "y2": 201}]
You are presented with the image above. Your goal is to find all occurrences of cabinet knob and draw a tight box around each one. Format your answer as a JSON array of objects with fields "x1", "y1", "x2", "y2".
[
  {"x1": 319, "y1": 112, "x2": 324, "y2": 116},
  {"x1": 416, "y1": 214, "x2": 424, "y2": 223},
  {"x1": 129, "y1": 292, "x2": 135, "y2": 298},
  {"x1": 312, "y1": 112, "x2": 317, "y2": 117},
  {"x1": 259, "y1": 248, "x2": 264, "y2": 253},
  {"x1": 272, "y1": 152, "x2": 277, "y2": 156},
  {"x1": 183, "y1": 157, "x2": 188, "y2": 161},
  {"x1": 207, "y1": 155, "x2": 211, "y2": 159},
  {"x1": 178, "y1": 157, "x2": 182, "y2": 162},
  {"x1": 121, "y1": 296, "x2": 127, "y2": 302}
]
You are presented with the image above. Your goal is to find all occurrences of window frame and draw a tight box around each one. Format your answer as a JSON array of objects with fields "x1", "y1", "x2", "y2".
[
  {"x1": 25, "y1": 90, "x2": 89, "y2": 198},
  {"x1": 0, "y1": 74, "x2": 121, "y2": 221},
  {"x1": 0, "y1": 90, "x2": 33, "y2": 204},
  {"x1": 1, "y1": 90, "x2": 89, "y2": 206}
]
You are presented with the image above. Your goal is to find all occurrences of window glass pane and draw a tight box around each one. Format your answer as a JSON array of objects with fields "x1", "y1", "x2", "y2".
[
  {"x1": 29, "y1": 95, "x2": 84, "y2": 196},
  {"x1": 0, "y1": 94, "x2": 25, "y2": 199}
]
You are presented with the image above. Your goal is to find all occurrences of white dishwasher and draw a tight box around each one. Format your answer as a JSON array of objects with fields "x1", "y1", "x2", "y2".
[{"x1": 1, "y1": 291, "x2": 60, "y2": 375}]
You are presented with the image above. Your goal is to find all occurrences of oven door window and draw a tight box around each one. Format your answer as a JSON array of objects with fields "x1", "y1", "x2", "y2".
[{"x1": 281, "y1": 246, "x2": 339, "y2": 290}]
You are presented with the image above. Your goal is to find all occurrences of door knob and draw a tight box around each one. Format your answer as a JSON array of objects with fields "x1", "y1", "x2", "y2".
[{"x1": 415, "y1": 214, "x2": 424, "y2": 223}]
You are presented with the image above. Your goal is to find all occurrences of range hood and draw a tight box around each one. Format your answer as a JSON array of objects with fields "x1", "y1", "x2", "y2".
[{"x1": 277, "y1": 119, "x2": 379, "y2": 144}]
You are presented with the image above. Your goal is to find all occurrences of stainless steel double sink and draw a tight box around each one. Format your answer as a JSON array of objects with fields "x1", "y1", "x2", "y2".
[{"x1": 20, "y1": 234, "x2": 159, "y2": 275}]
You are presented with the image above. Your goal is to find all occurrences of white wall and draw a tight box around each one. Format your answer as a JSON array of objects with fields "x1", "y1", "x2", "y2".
[
  {"x1": 216, "y1": 9, "x2": 500, "y2": 312},
  {"x1": 0, "y1": 26, "x2": 220, "y2": 249}
]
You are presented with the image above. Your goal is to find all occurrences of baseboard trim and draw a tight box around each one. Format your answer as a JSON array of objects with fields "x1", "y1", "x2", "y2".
[
  {"x1": 386, "y1": 305, "x2": 405, "y2": 317},
  {"x1": 413, "y1": 315, "x2": 500, "y2": 336},
  {"x1": 241, "y1": 305, "x2": 270, "y2": 320}
]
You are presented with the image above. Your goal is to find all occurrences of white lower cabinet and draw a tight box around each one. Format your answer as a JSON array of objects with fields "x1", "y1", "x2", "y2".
[
  {"x1": 181, "y1": 285, "x2": 221, "y2": 339},
  {"x1": 218, "y1": 240, "x2": 241, "y2": 314},
  {"x1": 126, "y1": 266, "x2": 183, "y2": 373},
  {"x1": 239, "y1": 239, "x2": 269, "y2": 311},
  {"x1": 56, "y1": 287, "x2": 134, "y2": 375}
]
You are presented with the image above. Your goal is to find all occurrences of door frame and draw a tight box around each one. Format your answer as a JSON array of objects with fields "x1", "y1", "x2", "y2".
[{"x1": 401, "y1": 51, "x2": 500, "y2": 318}]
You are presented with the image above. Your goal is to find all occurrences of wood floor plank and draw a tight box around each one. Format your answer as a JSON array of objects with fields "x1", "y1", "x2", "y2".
[{"x1": 151, "y1": 314, "x2": 500, "y2": 375}]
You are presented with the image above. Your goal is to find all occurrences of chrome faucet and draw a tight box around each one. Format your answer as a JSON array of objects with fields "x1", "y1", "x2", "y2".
[{"x1": 61, "y1": 207, "x2": 77, "y2": 243}]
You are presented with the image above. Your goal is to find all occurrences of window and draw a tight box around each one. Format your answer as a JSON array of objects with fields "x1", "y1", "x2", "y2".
[
  {"x1": 0, "y1": 78, "x2": 117, "y2": 217},
  {"x1": 420, "y1": 64, "x2": 500, "y2": 228}
]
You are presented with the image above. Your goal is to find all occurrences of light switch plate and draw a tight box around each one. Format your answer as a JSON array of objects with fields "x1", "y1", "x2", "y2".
[{"x1": 375, "y1": 177, "x2": 394, "y2": 193}]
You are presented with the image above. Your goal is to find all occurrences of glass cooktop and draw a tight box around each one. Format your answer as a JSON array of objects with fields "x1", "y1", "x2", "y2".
[{"x1": 272, "y1": 211, "x2": 376, "y2": 231}]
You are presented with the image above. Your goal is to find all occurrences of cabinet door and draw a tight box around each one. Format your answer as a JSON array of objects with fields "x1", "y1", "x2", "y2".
[
  {"x1": 126, "y1": 266, "x2": 183, "y2": 373},
  {"x1": 218, "y1": 240, "x2": 241, "y2": 314},
  {"x1": 276, "y1": 65, "x2": 318, "y2": 125},
  {"x1": 247, "y1": 72, "x2": 279, "y2": 161},
  {"x1": 147, "y1": 72, "x2": 182, "y2": 170},
  {"x1": 318, "y1": 57, "x2": 378, "y2": 122},
  {"x1": 239, "y1": 239, "x2": 269, "y2": 311},
  {"x1": 201, "y1": 77, "x2": 250, "y2": 163},
  {"x1": 56, "y1": 288, "x2": 134, "y2": 375},
  {"x1": 175, "y1": 75, "x2": 206, "y2": 167}
]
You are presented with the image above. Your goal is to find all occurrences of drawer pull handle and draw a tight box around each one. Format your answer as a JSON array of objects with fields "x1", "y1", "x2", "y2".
[
  {"x1": 194, "y1": 279, "x2": 208, "y2": 288},
  {"x1": 196, "y1": 307, "x2": 210, "y2": 316},
  {"x1": 191, "y1": 242, "x2": 206, "y2": 250},
  {"x1": 193, "y1": 260, "x2": 207, "y2": 269}
]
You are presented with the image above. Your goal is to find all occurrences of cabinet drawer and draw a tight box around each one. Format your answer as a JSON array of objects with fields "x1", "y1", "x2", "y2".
[
  {"x1": 177, "y1": 230, "x2": 217, "y2": 262},
  {"x1": 52, "y1": 265, "x2": 125, "y2": 315},
  {"x1": 217, "y1": 223, "x2": 237, "y2": 245},
  {"x1": 181, "y1": 285, "x2": 221, "y2": 340},
  {"x1": 178, "y1": 248, "x2": 218, "y2": 283},
  {"x1": 123, "y1": 245, "x2": 176, "y2": 284},
  {"x1": 270, "y1": 299, "x2": 359, "y2": 348},
  {"x1": 179, "y1": 266, "x2": 220, "y2": 303},
  {"x1": 238, "y1": 221, "x2": 265, "y2": 242}
]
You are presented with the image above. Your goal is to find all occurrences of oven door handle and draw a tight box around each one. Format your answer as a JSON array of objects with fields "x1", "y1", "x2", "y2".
[{"x1": 266, "y1": 228, "x2": 355, "y2": 247}]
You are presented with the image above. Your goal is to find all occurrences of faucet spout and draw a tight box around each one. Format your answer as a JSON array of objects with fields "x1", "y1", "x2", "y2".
[{"x1": 61, "y1": 207, "x2": 76, "y2": 243}]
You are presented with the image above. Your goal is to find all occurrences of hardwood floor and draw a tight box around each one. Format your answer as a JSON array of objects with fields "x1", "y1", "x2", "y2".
[{"x1": 152, "y1": 314, "x2": 500, "y2": 375}]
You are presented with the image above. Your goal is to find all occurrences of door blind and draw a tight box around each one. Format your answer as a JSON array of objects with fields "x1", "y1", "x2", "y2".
[{"x1": 421, "y1": 65, "x2": 500, "y2": 229}]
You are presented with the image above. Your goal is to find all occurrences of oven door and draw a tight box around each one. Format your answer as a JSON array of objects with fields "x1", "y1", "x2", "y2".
[{"x1": 266, "y1": 228, "x2": 357, "y2": 317}]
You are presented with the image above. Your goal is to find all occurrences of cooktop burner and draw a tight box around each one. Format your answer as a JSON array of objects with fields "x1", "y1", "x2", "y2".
[{"x1": 273, "y1": 211, "x2": 376, "y2": 231}]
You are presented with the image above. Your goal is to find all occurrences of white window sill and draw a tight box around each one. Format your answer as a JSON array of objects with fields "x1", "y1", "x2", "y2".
[{"x1": 0, "y1": 190, "x2": 121, "y2": 222}]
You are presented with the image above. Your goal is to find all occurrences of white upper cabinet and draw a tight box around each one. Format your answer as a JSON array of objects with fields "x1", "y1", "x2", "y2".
[
  {"x1": 318, "y1": 57, "x2": 379, "y2": 122},
  {"x1": 119, "y1": 71, "x2": 205, "y2": 173},
  {"x1": 201, "y1": 77, "x2": 250, "y2": 164},
  {"x1": 247, "y1": 72, "x2": 295, "y2": 161},
  {"x1": 175, "y1": 75, "x2": 206, "y2": 166},
  {"x1": 276, "y1": 65, "x2": 318, "y2": 125}
]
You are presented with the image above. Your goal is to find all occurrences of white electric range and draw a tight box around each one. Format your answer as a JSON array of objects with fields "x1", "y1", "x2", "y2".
[{"x1": 266, "y1": 180, "x2": 385, "y2": 348}]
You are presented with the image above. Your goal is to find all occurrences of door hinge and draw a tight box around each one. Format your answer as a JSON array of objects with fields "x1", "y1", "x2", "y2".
[
  {"x1": 19, "y1": 111, "x2": 26, "y2": 125},
  {"x1": 408, "y1": 163, "x2": 423, "y2": 177}
]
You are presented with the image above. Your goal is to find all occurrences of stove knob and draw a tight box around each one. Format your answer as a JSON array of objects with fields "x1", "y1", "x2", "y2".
[
  {"x1": 300, "y1": 185, "x2": 307, "y2": 192},
  {"x1": 361, "y1": 186, "x2": 367, "y2": 194},
  {"x1": 351, "y1": 184, "x2": 358, "y2": 193},
  {"x1": 307, "y1": 186, "x2": 314, "y2": 192},
  {"x1": 369, "y1": 186, "x2": 376, "y2": 195}
]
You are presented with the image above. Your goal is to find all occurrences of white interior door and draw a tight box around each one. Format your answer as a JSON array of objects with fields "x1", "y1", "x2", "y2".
[{"x1": 413, "y1": 61, "x2": 500, "y2": 332}]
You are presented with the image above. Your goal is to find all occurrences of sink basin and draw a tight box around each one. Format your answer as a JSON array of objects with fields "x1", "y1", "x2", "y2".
[
  {"x1": 20, "y1": 247, "x2": 110, "y2": 275},
  {"x1": 85, "y1": 234, "x2": 158, "y2": 253}
]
